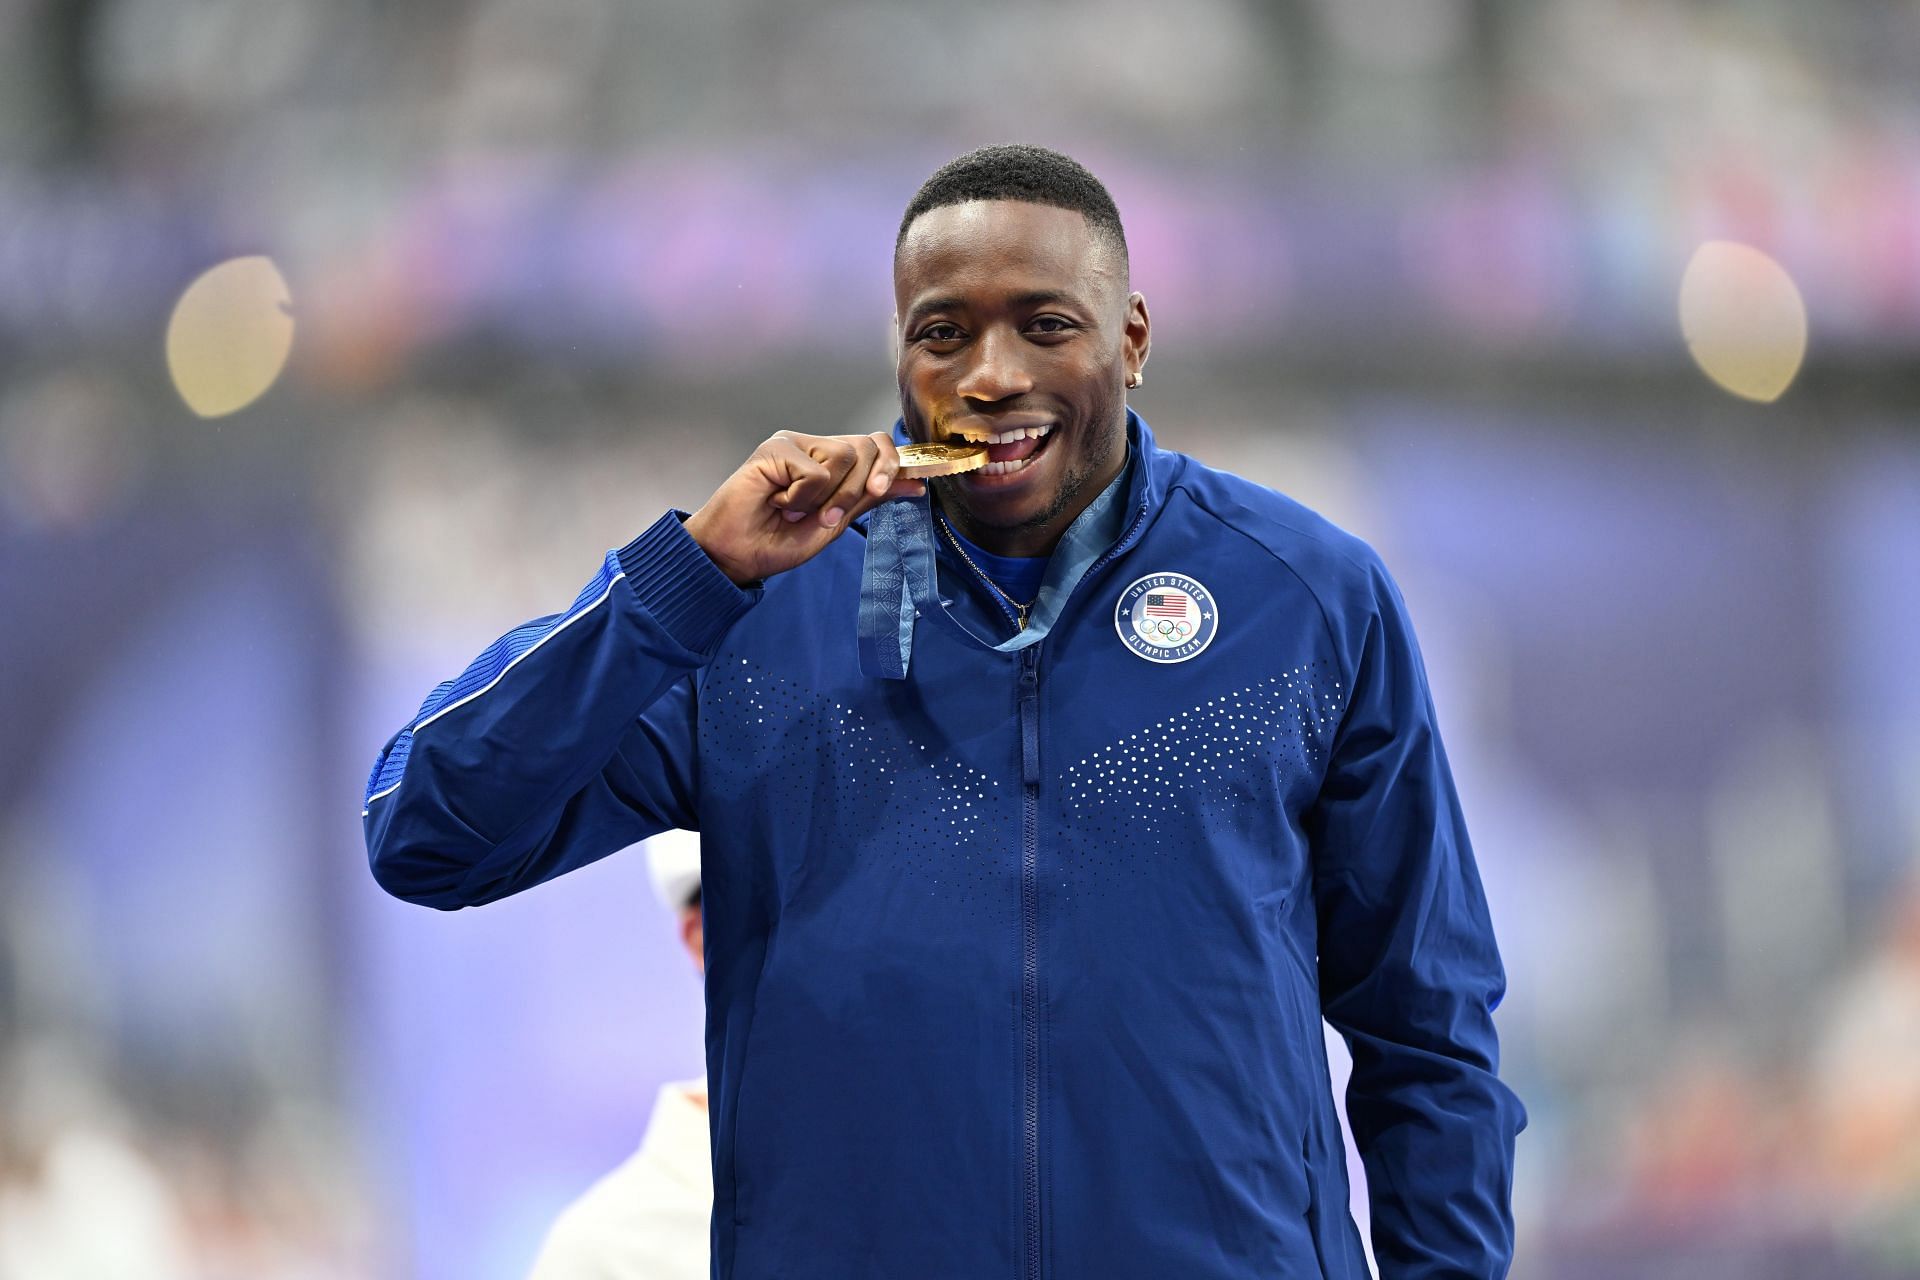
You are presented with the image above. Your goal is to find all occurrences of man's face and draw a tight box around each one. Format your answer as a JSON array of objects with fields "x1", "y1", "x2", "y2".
[{"x1": 894, "y1": 200, "x2": 1149, "y2": 557}]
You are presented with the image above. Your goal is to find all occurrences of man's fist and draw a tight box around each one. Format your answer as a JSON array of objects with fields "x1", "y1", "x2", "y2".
[{"x1": 683, "y1": 431, "x2": 925, "y2": 585}]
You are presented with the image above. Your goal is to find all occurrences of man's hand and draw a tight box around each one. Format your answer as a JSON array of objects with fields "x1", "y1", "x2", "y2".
[{"x1": 684, "y1": 431, "x2": 925, "y2": 585}]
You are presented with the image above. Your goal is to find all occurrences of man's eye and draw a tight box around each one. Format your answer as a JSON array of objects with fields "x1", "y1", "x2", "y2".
[
  {"x1": 1028, "y1": 316, "x2": 1075, "y2": 334},
  {"x1": 918, "y1": 324, "x2": 964, "y2": 343}
]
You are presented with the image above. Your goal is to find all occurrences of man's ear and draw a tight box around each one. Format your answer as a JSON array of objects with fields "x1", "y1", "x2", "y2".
[
  {"x1": 1125, "y1": 291, "x2": 1151, "y2": 381},
  {"x1": 888, "y1": 313, "x2": 901, "y2": 364}
]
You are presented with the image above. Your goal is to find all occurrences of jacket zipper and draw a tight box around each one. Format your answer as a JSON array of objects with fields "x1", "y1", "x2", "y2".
[
  {"x1": 938, "y1": 492, "x2": 1149, "y2": 1279},
  {"x1": 1018, "y1": 644, "x2": 1042, "y2": 1280},
  {"x1": 1010, "y1": 497, "x2": 1142, "y2": 1279}
]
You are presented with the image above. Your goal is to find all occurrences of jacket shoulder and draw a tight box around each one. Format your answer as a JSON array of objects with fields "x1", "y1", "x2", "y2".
[{"x1": 1162, "y1": 452, "x2": 1390, "y2": 603}]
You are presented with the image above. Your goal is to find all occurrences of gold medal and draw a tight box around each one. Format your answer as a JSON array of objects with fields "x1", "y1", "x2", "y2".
[{"x1": 896, "y1": 441, "x2": 988, "y2": 478}]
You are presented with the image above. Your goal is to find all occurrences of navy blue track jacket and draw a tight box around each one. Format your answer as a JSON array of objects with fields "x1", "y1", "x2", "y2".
[{"x1": 364, "y1": 414, "x2": 1525, "y2": 1279}]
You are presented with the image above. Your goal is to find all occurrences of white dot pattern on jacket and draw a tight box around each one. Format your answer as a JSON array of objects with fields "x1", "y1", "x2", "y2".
[
  {"x1": 700, "y1": 657, "x2": 1012, "y2": 919},
  {"x1": 1058, "y1": 664, "x2": 1348, "y2": 901}
]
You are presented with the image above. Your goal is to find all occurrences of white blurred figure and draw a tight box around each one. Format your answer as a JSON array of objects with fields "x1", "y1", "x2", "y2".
[
  {"x1": 528, "y1": 831, "x2": 710, "y2": 1280},
  {"x1": 0, "y1": 1041, "x2": 192, "y2": 1280},
  {"x1": 1812, "y1": 874, "x2": 1920, "y2": 1233}
]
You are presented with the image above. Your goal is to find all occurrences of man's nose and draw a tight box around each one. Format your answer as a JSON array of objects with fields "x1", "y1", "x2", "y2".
[{"x1": 956, "y1": 328, "x2": 1034, "y2": 403}]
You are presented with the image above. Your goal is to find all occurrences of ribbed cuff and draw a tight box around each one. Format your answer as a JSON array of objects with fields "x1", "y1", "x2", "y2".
[{"x1": 615, "y1": 511, "x2": 759, "y2": 657}]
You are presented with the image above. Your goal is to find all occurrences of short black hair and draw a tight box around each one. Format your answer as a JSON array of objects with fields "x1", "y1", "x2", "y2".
[{"x1": 896, "y1": 144, "x2": 1128, "y2": 262}]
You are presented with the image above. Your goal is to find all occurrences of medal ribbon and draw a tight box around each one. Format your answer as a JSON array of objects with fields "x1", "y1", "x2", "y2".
[{"x1": 857, "y1": 487, "x2": 934, "y2": 680}]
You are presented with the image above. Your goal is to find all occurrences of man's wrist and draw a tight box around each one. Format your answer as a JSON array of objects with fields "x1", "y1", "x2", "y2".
[
  {"x1": 615, "y1": 513, "x2": 759, "y2": 654},
  {"x1": 681, "y1": 508, "x2": 759, "y2": 587}
]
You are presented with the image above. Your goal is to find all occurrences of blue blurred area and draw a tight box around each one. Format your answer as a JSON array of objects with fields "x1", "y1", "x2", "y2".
[{"x1": 3, "y1": 1, "x2": 1920, "y2": 1277}]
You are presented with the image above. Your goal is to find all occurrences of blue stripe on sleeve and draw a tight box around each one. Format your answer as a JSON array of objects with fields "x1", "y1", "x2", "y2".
[
  {"x1": 364, "y1": 728, "x2": 415, "y2": 807},
  {"x1": 362, "y1": 554, "x2": 625, "y2": 811}
]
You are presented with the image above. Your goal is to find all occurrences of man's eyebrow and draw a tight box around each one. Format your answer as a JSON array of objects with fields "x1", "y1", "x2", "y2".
[
  {"x1": 904, "y1": 290, "x2": 1088, "y2": 324},
  {"x1": 904, "y1": 296, "x2": 965, "y2": 324},
  {"x1": 1007, "y1": 289, "x2": 1085, "y2": 311}
]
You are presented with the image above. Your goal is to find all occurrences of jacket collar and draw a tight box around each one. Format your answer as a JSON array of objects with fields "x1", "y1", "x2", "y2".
[{"x1": 859, "y1": 409, "x2": 1160, "y2": 679}]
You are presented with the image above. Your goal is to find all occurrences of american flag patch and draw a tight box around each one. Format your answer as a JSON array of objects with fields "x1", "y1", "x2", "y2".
[
  {"x1": 1144, "y1": 592, "x2": 1189, "y2": 617},
  {"x1": 1118, "y1": 572, "x2": 1217, "y2": 663}
]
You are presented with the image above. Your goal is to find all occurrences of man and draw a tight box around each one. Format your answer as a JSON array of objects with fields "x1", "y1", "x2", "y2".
[
  {"x1": 364, "y1": 144, "x2": 1525, "y2": 1278},
  {"x1": 529, "y1": 831, "x2": 711, "y2": 1280}
]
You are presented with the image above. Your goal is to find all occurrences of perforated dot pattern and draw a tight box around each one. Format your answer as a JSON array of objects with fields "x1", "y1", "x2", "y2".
[
  {"x1": 1057, "y1": 662, "x2": 1348, "y2": 900},
  {"x1": 700, "y1": 657, "x2": 1013, "y2": 918}
]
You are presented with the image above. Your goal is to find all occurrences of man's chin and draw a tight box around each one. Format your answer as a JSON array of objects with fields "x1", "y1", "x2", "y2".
[
  {"x1": 944, "y1": 469, "x2": 1087, "y2": 546},
  {"x1": 943, "y1": 454, "x2": 1053, "y2": 520}
]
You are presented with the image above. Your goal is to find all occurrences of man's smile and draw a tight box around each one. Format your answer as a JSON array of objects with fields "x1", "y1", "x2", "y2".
[{"x1": 931, "y1": 412, "x2": 1059, "y2": 476}]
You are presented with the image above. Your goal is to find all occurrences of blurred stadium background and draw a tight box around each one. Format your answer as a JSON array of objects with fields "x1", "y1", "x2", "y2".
[{"x1": 3, "y1": 0, "x2": 1919, "y2": 1276}]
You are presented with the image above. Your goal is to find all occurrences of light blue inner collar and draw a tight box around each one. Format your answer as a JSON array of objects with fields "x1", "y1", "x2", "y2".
[{"x1": 858, "y1": 422, "x2": 1139, "y2": 677}]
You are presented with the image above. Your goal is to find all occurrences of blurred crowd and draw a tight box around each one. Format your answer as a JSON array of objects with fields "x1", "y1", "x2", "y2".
[
  {"x1": 0, "y1": 1033, "x2": 369, "y2": 1278},
  {"x1": 4, "y1": 0, "x2": 1920, "y2": 1277},
  {"x1": 1566, "y1": 877, "x2": 1920, "y2": 1275}
]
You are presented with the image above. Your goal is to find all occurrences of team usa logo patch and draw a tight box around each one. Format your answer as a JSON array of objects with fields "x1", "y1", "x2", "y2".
[{"x1": 1115, "y1": 572, "x2": 1219, "y2": 664}]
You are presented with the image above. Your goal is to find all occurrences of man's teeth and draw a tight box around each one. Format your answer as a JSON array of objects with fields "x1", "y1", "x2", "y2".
[
  {"x1": 952, "y1": 424, "x2": 1054, "y2": 445},
  {"x1": 980, "y1": 454, "x2": 1038, "y2": 476}
]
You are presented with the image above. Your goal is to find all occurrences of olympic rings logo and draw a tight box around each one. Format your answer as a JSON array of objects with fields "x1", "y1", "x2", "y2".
[{"x1": 1135, "y1": 617, "x2": 1195, "y2": 640}]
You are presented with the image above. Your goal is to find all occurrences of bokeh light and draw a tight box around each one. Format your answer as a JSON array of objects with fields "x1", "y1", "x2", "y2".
[
  {"x1": 1678, "y1": 241, "x2": 1808, "y2": 404},
  {"x1": 164, "y1": 256, "x2": 295, "y2": 418}
]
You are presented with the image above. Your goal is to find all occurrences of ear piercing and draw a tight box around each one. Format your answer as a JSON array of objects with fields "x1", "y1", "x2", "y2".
[{"x1": 1126, "y1": 371, "x2": 1143, "y2": 388}]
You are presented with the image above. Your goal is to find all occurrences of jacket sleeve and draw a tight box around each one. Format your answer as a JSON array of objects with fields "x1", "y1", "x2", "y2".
[
  {"x1": 1305, "y1": 562, "x2": 1526, "y2": 1279},
  {"x1": 361, "y1": 512, "x2": 757, "y2": 909}
]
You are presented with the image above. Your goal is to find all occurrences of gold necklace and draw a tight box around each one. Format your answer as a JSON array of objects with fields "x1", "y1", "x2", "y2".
[{"x1": 937, "y1": 513, "x2": 1038, "y2": 631}]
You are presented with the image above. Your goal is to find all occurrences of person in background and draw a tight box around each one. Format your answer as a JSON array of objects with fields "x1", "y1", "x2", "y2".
[{"x1": 529, "y1": 831, "x2": 709, "y2": 1280}]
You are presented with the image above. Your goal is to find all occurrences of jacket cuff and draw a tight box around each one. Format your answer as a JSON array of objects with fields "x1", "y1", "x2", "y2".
[{"x1": 615, "y1": 512, "x2": 759, "y2": 657}]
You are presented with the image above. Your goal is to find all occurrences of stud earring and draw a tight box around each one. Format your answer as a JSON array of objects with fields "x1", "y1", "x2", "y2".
[{"x1": 1126, "y1": 371, "x2": 1142, "y2": 388}]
